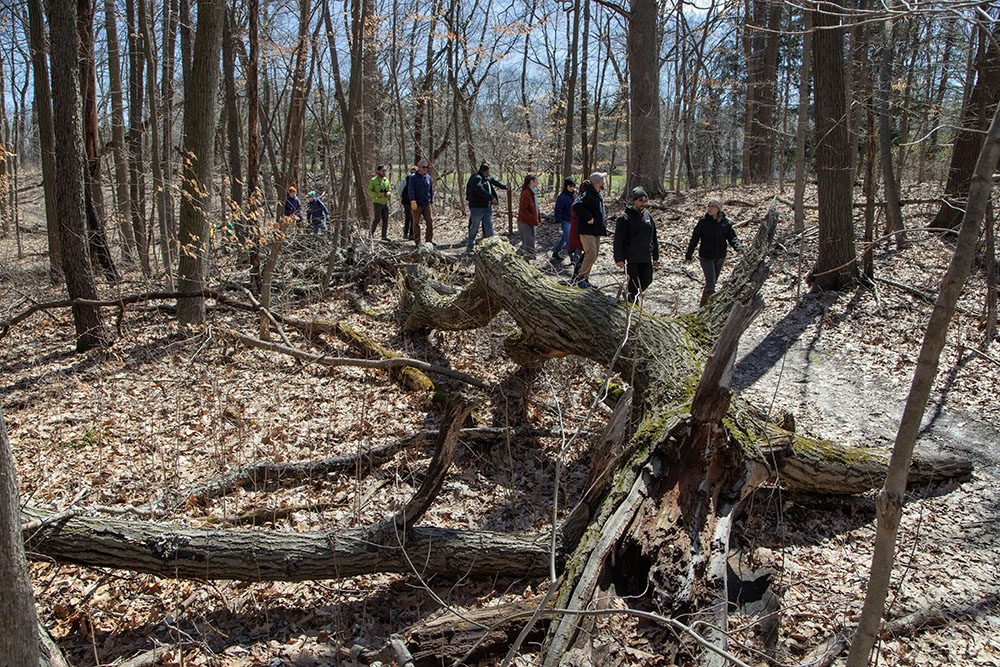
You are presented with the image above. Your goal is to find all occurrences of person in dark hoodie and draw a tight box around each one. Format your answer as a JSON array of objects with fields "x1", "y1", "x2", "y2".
[
  {"x1": 305, "y1": 191, "x2": 328, "y2": 234},
  {"x1": 551, "y1": 177, "x2": 576, "y2": 262},
  {"x1": 685, "y1": 198, "x2": 742, "y2": 306},
  {"x1": 465, "y1": 161, "x2": 508, "y2": 252},
  {"x1": 571, "y1": 171, "x2": 608, "y2": 289},
  {"x1": 614, "y1": 187, "x2": 660, "y2": 303}
]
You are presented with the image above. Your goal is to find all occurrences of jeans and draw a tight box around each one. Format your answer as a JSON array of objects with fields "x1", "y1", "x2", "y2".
[
  {"x1": 518, "y1": 222, "x2": 536, "y2": 259},
  {"x1": 310, "y1": 216, "x2": 326, "y2": 234},
  {"x1": 552, "y1": 221, "x2": 571, "y2": 255},
  {"x1": 700, "y1": 257, "x2": 726, "y2": 293},
  {"x1": 467, "y1": 206, "x2": 493, "y2": 251},
  {"x1": 370, "y1": 202, "x2": 389, "y2": 238}
]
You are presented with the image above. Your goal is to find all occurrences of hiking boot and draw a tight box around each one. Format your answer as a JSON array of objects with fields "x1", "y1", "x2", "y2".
[{"x1": 576, "y1": 279, "x2": 593, "y2": 289}]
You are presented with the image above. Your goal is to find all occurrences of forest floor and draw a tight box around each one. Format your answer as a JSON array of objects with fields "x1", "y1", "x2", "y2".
[{"x1": 1, "y1": 179, "x2": 999, "y2": 666}]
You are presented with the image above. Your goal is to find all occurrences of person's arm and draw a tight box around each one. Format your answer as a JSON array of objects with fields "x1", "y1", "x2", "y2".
[
  {"x1": 685, "y1": 220, "x2": 701, "y2": 261},
  {"x1": 727, "y1": 224, "x2": 742, "y2": 252},
  {"x1": 408, "y1": 176, "x2": 417, "y2": 209},
  {"x1": 427, "y1": 176, "x2": 433, "y2": 205},
  {"x1": 572, "y1": 196, "x2": 594, "y2": 224},
  {"x1": 613, "y1": 214, "x2": 627, "y2": 265},
  {"x1": 489, "y1": 176, "x2": 508, "y2": 190},
  {"x1": 320, "y1": 200, "x2": 328, "y2": 216},
  {"x1": 651, "y1": 215, "x2": 660, "y2": 264}
]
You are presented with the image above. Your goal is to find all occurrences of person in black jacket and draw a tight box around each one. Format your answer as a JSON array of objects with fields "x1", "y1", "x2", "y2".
[
  {"x1": 685, "y1": 198, "x2": 742, "y2": 306},
  {"x1": 614, "y1": 187, "x2": 660, "y2": 303},
  {"x1": 465, "y1": 161, "x2": 508, "y2": 252},
  {"x1": 571, "y1": 172, "x2": 608, "y2": 288}
]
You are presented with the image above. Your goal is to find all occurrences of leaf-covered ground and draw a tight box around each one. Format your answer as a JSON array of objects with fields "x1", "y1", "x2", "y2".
[{"x1": 1, "y1": 179, "x2": 998, "y2": 665}]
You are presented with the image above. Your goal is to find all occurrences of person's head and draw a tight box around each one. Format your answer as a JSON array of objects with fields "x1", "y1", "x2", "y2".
[
  {"x1": 590, "y1": 171, "x2": 607, "y2": 191},
  {"x1": 409, "y1": 166, "x2": 418, "y2": 174},
  {"x1": 707, "y1": 198, "x2": 724, "y2": 218},
  {"x1": 377, "y1": 164, "x2": 387, "y2": 177},
  {"x1": 479, "y1": 161, "x2": 490, "y2": 175},
  {"x1": 562, "y1": 177, "x2": 576, "y2": 195},
  {"x1": 631, "y1": 187, "x2": 649, "y2": 211},
  {"x1": 307, "y1": 190, "x2": 316, "y2": 201},
  {"x1": 288, "y1": 186, "x2": 297, "y2": 196},
  {"x1": 522, "y1": 174, "x2": 537, "y2": 189},
  {"x1": 417, "y1": 159, "x2": 429, "y2": 174}
]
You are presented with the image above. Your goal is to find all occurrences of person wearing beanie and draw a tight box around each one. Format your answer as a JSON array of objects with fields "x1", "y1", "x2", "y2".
[
  {"x1": 516, "y1": 174, "x2": 541, "y2": 260},
  {"x1": 685, "y1": 198, "x2": 742, "y2": 307},
  {"x1": 398, "y1": 166, "x2": 417, "y2": 239},
  {"x1": 464, "y1": 160, "x2": 508, "y2": 252},
  {"x1": 283, "y1": 186, "x2": 302, "y2": 222},
  {"x1": 305, "y1": 191, "x2": 329, "y2": 234},
  {"x1": 614, "y1": 187, "x2": 660, "y2": 303},
  {"x1": 571, "y1": 171, "x2": 608, "y2": 288},
  {"x1": 551, "y1": 177, "x2": 576, "y2": 262},
  {"x1": 367, "y1": 164, "x2": 392, "y2": 240},
  {"x1": 407, "y1": 159, "x2": 434, "y2": 246}
]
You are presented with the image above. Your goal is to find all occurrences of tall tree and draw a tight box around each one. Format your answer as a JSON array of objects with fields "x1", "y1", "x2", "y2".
[
  {"x1": 176, "y1": 0, "x2": 224, "y2": 325},
  {"x1": 222, "y1": 8, "x2": 245, "y2": 246},
  {"x1": 930, "y1": 19, "x2": 1000, "y2": 230},
  {"x1": 809, "y1": 2, "x2": 856, "y2": 290},
  {"x1": 126, "y1": 0, "x2": 151, "y2": 275},
  {"x1": 561, "y1": 0, "x2": 580, "y2": 180},
  {"x1": 878, "y1": 19, "x2": 906, "y2": 249},
  {"x1": 0, "y1": 406, "x2": 39, "y2": 666},
  {"x1": 743, "y1": 0, "x2": 783, "y2": 183},
  {"x1": 104, "y1": 0, "x2": 136, "y2": 262},
  {"x1": 47, "y1": 0, "x2": 108, "y2": 350},
  {"x1": 792, "y1": 11, "x2": 812, "y2": 233},
  {"x1": 27, "y1": 0, "x2": 61, "y2": 282},
  {"x1": 625, "y1": 0, "x2": 663, "y2": 195}
]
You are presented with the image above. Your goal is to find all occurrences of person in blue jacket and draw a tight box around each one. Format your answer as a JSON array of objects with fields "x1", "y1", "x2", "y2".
[
  {"x1": 550, "y1": 177, "x2": 576, "y2": 262},
  {"x1": 407, "y1": 159, "x2": 434, "y2": 246},
  {"x1": 305, "y1": 191, "x2": 328, "y2": 234},
  {"x1": 283, "y1": 186, "x2": 302, "y2": 223}
]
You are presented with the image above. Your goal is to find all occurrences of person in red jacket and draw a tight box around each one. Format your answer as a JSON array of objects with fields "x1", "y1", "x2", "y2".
[{"x1": 516, "y1": 174, "x2": 540, "y2": 260}]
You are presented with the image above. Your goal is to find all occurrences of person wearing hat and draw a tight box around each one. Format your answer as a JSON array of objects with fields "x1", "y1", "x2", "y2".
[
  {"x1": 305, "y1": 191, "x2": 329, "y2": 235},
  {"x1": 571, "y1": 171, "x2": 609, "y2": 289},
  {"x1": 685, "y1": 198, "x2": 742, "y2": 307},
  {"x1": 367, "y1": 164, "x2": 392, "y2": 240},
  {"x1": 551, "y1": 177, "x2": 576, "y2": 262},
  {"x1": 407, "y1": 159, "x2": 434, "y2": 245},
  {"x1": 283, "y1": 186, "x2": 302, "y2": 223},
  {"x1": 516, "y1": 174, "x2": 541, "y2": 260},
  {"x1": 614, "y1": 187, "x2": 660, "y2": 303},
  {"x1": 465, "y1": 160, "x2": 508, "y2": 252},
  {"x1": 398, "y1": 166, "x2": 418, "y2": 239}
]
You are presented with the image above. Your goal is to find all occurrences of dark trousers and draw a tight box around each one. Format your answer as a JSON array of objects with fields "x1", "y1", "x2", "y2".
[
  {"x1": 626, "y1": 262, "x2": 654, "y2": 301},
  {"x1": 700, "y1": 257, "x2": 725, "y2": 293},
  {"x1": 370, "y1": 203, "x2": 389, "y2": 238},
  {"x1": 403, "y1": 202, "x2": 413, "y2": 238},
  {"x1": 412, "y1": 204, "x2": 434, "y2": 244}
]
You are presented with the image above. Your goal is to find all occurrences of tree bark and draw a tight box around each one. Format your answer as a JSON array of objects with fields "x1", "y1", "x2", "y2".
[
  {"x1": 809, "y1": 2, "x2": 857, "y2": 290},
  {"x1": 127, "y1": 0, "x2": 152, "y2": 275},
  {"x1": 793, "y1": 11, "x2": 812, "y2": 233},
  {"x1": 223, "y1": 8, "x2": 245, "y2": 247},
  {"x1": 47, "y1": 0, "x2": 108, "y2": 351},
  {"x1": 26, "y1": 0, "x2": 62, "y2": 283},
  {"x1": 176, "y1": 0, "x2": 224, "y2": 325},
  {"x1": 1, "y1": 406, "x2": 39, "y2": 666},
  {"x1": 878, "y1": 20, "x2": 906, "y2": 249},
  {"x1": 847, "y1": 83, "x2": 1000, "y2": 667},
  {"x1": 744, "y1": 0, "x2": 782, "y2": 184},
  {"x1": 104, "y1": 0, "x2": 136, "y2": 263},
  {"x1": 626, "y1": 0, "x2": 663, "y2": 195}
]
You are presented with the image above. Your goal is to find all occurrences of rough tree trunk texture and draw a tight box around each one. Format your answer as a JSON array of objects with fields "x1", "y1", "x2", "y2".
[
  {"x1": 104, "y1": 0, "x2": 136, "y2": 263},
  {"x1": 847, "y1": 88, "x2": 1000, "y2": 667},
  {"x1": 809, "y1": 2, "x2": 857, "y2": 290},
  {"x1": 931, "y1": 21, "x2": 1000, "y2": 230},
  {"x1": 403, "y1": 208, "x2": 970, "y2": 662},
  {"x1": 176, "y1": 0, "x2": 224, "y2": 325},
  {"x1": 744, "y1": 0, "x2": 782, "y2": 184},
  {"x1": 47, "y1": 0, "x2": 108, "y2": 352},
  {"x1": 1, "y1": 406, "x2": 39, "y2": 666},
  {"x1": 792, "y1": 11, "x2": 811, "y2": 233},
  {"x1": 26, "y1": 0, "x2": 62, "y2": 283},
  {"x1": 878, "y1": 21, "x2": 906, "y2": 249},
  {"x1": 126, "y1": 0, "x2": 152, "y2": 276},
  {"x1": 626, "y1": 0, "x2": 663, "y2": 196}
]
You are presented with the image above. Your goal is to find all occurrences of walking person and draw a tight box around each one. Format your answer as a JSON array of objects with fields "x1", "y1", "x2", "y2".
[
  {"x1": 551, "y1": 177, "x2": 576, "y2": 262},
  {"x1": 283, "y1": 186, "x2": 302, "y2": 223},
  {"x1": 517, "y1": 175, "x2": 541, "y2": 260},
  {"x1": 305, "y1": 191, "x2": 328, "y2": 234},
  {"x1": 614, "y1": 187, "x2": 660, "y2": 303},
  {"x1": 685, "y1": 198, "x2": 742, "y2": 307},
  {"x1": 571, "y1": 172, "x2": 608, "y2": 288},
  {"x1": 408, "y1": 159, "x2": 434, "y2": 246},
  {"x1": 465, "y1": 161, "x2": 508, "y2": 252},
  {"x1": 399, "y1": 166, "x2": 416, "y2": 240},
  {"x1": 367, "y1": 164, "x2": 392, "y2": 240}
]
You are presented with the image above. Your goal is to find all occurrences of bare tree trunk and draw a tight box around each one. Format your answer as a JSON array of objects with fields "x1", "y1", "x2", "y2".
[
  {"x1": 744, "y1": 0, "x2": 782, "y2": 183},
  {"x1": 809, "y1": 2, "x2": 857, "y2": 290},
  {"x1": 27, "y1": 0, "x2": 62, "y2": 283},
  {"x1": 223, "y1": 8, "x2": 245, "y2": 247},
  {"x1": 0, "y1": 406, "x2": 39, "y2": 666},
  {"x1": 580, "y1": 0, "x2": 591, "y2": 177},
  {"x1": 847, "y1": 93, "x2": 1000, "y2": 667},
  {"x1": 47, "y1": 0, "x2": 108, "y2": 351},
  {"x1": 246, "y1": 0, "x2": 261, "y2": 289},
  {"x1": 176, "y1": 0, "x2": 224, "y2": 325},
  {"x1": 561, "y1": 0, "x2": 580, "y2": 179},
  {"x1": 793, "y1": 11, "x2": 812, "y2": 232},
  {"x1": 161, "y1": 0, "x2": 179, "y2": 253},
  {"x1": 878, "y1": 20, "x2": 906, "y2": 249},
  {"x1": 626, "y1": 0, "x2": 662, "y2": 195},
  {"x1": 104, "y1": 0, "x2": 136, "y2": 263},
  {"x1": 126, "y1": 0, "x2": 151, "y2": 275},
  {"x1": 984, "y1": 203, "x2": 997, "y2": 347}
]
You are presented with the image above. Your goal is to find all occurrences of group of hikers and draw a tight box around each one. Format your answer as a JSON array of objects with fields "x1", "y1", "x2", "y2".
[{"x1": 282, "y1": 160, "x2": 742, "y2": 306}]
